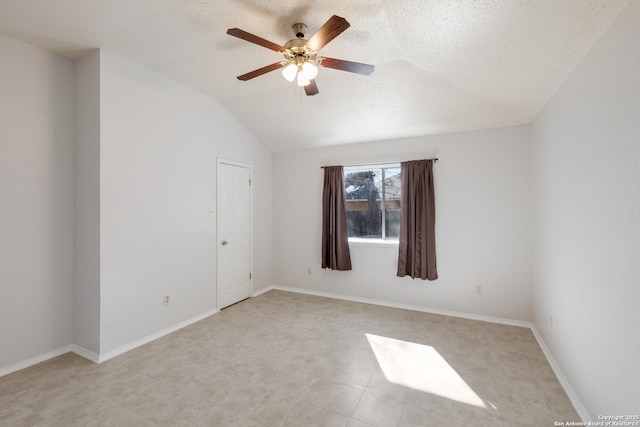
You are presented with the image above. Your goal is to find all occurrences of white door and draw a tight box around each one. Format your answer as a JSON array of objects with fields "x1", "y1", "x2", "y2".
[{"x1": 217, "y1": 160, "x2": 252, "y2": 309}]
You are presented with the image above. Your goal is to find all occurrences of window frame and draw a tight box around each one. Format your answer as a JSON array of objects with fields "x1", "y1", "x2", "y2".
[{"x1": 343, "y1": 163, "x2": 401, "y2": 245}]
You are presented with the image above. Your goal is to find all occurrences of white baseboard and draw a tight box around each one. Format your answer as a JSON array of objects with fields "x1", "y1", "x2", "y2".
[
  {"x1": 252, "y1": 285, "x2": 274, "y2": 297},
  {"x1": 71, "y1": 344, "x2": 100, "y2": 363},
  {"x1": 96, "y1": 307, "x2": 220, "y2": 363},
  {"x1": 1, "y1": 307, "x2": 221, "y2": 374},
  {"x1": 271, "y1": 285, "x2": 531, "y2": 328},
  {"x1": 0, "y1": 345, "x2": 72, "y2": 378},
  {"x1": 530, "y1": 325, "x2": 590, "y2": 422}
]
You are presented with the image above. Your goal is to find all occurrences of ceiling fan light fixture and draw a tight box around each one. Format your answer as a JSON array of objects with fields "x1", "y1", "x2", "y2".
[
  {"x1": 282, "y1": 63, "x2": 297, "y2": 82},
  {"x1": 297, "y1": 73, "x2": 311, "y2": 87},
  {"x1": 300, "y1": 61, "x2": 318, "y2": 80}
]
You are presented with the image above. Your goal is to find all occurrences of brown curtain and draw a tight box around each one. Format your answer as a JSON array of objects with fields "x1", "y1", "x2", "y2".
[
  {"x1": 397, "y1": 159, "x2": 437, "y2": 280},
  {"x1": 321, "y1": 166, "x2": 352, "y2": 270}
]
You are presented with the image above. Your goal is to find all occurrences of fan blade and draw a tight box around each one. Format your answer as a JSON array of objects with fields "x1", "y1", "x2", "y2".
[
  {"x1": 305, "y1": 79, "x2": 319, "y2": 96},
  {"x1": 237, "y1": 62, "x2": 286, "y2": 81},
  {"x1": 227, "y1": 28, "x2": 285, "y2": 53},
  {"x1": 306, "y1": 15, "x2": 350, "y2": 51},
  {"x1": 319, "y1": 57, "x2": 374, "y2": 75}
]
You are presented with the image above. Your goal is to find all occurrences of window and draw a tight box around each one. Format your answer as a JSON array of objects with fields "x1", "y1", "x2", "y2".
[{"x1": 344, "y1": 165, "x2": 401, "y2": 240}]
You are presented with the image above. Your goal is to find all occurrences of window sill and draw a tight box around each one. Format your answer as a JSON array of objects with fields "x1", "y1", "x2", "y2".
[{"x1": 348, "y1": 238, "x2": 399, "y2": 247}]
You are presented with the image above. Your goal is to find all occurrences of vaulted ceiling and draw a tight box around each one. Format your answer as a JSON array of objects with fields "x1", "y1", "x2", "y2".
[{"x1": 0, "y1": 0, "x2": 629, "y2": 151}]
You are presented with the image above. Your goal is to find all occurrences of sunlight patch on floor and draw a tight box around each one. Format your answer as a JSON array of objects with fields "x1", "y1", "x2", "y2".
[{"x1": 366, "y1": 333, "x2": 486, "y2": 408}]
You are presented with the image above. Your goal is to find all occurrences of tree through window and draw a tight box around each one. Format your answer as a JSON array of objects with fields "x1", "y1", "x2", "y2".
[{"x1": 344, "y1": 166, "x2": 401, "y2": 239}]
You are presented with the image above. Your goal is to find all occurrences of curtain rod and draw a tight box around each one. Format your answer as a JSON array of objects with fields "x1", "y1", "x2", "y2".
[{"x1": 321, "y1": 158, "x2": 438, "y2": 169}]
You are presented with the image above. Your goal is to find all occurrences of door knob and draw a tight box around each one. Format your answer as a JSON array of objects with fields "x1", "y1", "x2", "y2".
[{"x1": 221, "y1": 240, "x2": 228, "y2": 246}]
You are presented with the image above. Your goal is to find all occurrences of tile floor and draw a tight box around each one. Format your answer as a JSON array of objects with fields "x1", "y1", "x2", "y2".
[{"x1": 0, "y1": 290, "x2": 580, "y2": 426}]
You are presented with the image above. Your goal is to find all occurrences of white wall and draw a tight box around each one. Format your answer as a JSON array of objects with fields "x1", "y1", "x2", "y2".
[
  {"x1": 530, "y1": 1, "x2": 640, "y2": 418},
  {"x1": 0, "y1": 34, "x2": 75, "y2": 368},
  {"x1": 98, "y1": 50, "x2": 272, "y2": 354},
  {"x1": 0, "y1": 41, "x2": 273, "y2": 368},
  {"x1": 73, "y1": 50, "x2": 101, "y2": 354},
  {"x1": 273, "y1": 125, "x2": 532, "y2": 321}
]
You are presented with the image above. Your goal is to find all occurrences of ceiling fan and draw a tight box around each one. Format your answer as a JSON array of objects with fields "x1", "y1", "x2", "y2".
[{"x1": 226, "y1": 15, "x2": 374, "y2": 96}]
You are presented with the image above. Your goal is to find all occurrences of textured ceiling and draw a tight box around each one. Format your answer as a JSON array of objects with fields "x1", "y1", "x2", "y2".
[{"x1": 0, "y1": 0, "x2": 630, "y2": 151}]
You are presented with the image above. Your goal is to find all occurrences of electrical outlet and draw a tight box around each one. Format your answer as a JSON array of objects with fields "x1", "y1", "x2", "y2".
[{"x1": 163, "y1": 295, "x2": 170, "y2": 305}]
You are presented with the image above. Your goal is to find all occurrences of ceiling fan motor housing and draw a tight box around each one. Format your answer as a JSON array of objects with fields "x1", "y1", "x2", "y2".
[
  {"x1": 291, "y1": 23, "x2": 308, "y2": 39},
  {"x1": 284, "y1": 38, "x2": 317, "y2": 63}
]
